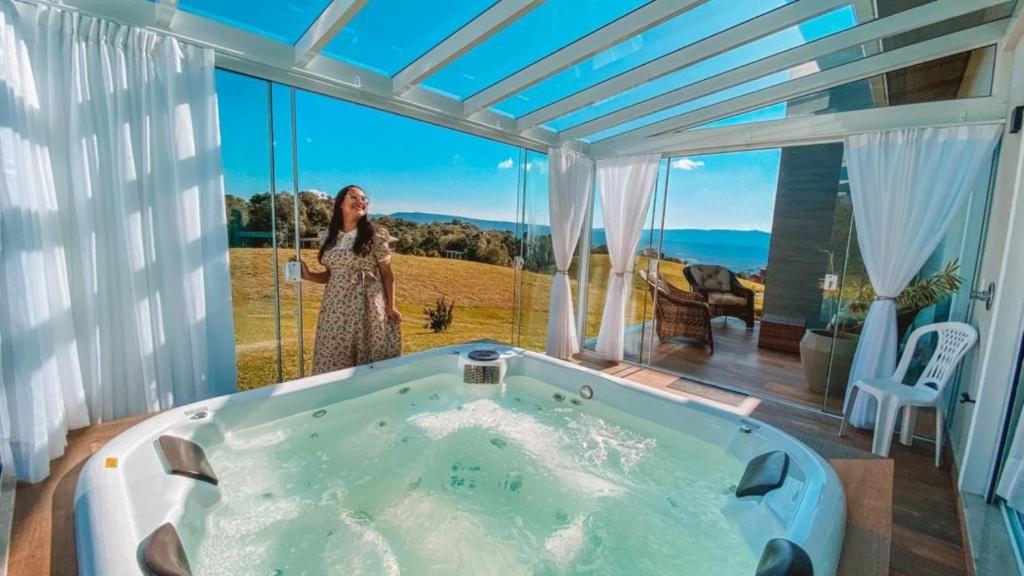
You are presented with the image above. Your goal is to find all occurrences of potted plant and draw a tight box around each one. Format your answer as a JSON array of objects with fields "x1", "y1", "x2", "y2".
[
  {"x1": 799, "y1": 257, "x2": 963, "y2": 399},
  {"x1": 800, "y1": 250, "x2": 860, "y2": 397}
]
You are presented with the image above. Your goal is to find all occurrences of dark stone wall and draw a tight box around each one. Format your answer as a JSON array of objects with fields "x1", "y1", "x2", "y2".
[{"x1": 762, "y1": 143, "x2": 846, "y2": 328}]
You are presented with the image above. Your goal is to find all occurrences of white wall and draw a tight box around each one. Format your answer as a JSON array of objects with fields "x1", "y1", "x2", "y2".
[{"x1": 954, "y1": 38, "x2": 1024, "y2": 496}]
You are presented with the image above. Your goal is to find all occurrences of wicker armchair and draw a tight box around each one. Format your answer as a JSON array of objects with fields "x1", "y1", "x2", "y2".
[
  {"x1": 641, "y1": 270, "x2": 714, "y2": 354},
  {"x1": 683, "y1": 264, "x2": 755, "y2": 329}
]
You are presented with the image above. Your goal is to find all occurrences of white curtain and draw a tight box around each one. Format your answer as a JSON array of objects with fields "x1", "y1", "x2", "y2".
[
  {"x1": 594, "y1": 154, "x2": 660, "y2": 362},
  {"x1": 545, "y1": 147, "x2": 594, "y2": 359},
  {"x1": 0, "y1": 0, "x2": 235, "y2": 482},
  {"x1": 843, "y1": 125, "x2": 1001, "y2": 428}
]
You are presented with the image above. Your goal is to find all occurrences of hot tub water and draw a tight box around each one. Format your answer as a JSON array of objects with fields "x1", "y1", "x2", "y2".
[{"x1": 184, "y1": 373, "x2": 758, "y2": 575}]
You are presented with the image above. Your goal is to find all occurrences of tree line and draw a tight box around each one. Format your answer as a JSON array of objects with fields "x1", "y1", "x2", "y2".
[{"x1": 225, "y1": 192, "x2": 556, "y2": 271}]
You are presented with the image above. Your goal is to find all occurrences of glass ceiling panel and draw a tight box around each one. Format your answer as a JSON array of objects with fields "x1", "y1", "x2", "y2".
[
  {"x1": 547, "y1": 5, "x2": 859, "y2": 134},
  {"x1": 583, "y1": 74, "x2": 792, "y2": 142},
  {"x1": 423, "y1": 0, "x2": 649, "y2": 100},
  {"x1": 323, "y1": 0, "x2": 497, "y2": 76},
  {"x1": 563, "y1": 1, "x2": 1012, "y2": 142},
  {"x1": 178, "y1": 0, "x2": 332, "y2": 44},
  {"x1": 690, "y1": 44, "x2": 997, "y2": 131},
  {"x1": 492, "y1": 0, "x2": 795, "y2": 118}
]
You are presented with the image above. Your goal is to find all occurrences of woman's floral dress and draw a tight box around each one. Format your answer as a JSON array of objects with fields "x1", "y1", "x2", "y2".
[{"x1": 312, "y1": 227, "x2": 401, "y2": 374}]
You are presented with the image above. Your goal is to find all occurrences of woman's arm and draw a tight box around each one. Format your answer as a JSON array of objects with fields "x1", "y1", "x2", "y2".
[
  {"x1": 377, "y1": 259, "x2": 402, "y2": 323},
  {"x1": 293, "y1": 257, "x2": 330, "y2": 284}
]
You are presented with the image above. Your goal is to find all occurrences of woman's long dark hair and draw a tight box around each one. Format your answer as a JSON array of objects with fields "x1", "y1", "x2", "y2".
[{"x1": 318, "y1": 185, "x2": 375, "y2": 264}]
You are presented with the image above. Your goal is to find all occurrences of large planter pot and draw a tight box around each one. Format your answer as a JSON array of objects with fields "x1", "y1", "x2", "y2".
[{"x1": 800, "y1": 330, "x2": 860, "y2": 398}]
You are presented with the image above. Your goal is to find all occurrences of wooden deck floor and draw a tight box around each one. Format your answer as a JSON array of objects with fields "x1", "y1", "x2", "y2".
[
  {"x1": 9, "y1": 360, "x2": 967, "y2": 576},
  {"x1": 627, "y1": 318, "x2": 938, "y2": 440},
  {"x1": 642, "y1": 318, "x2": 828, "y2": 408}
]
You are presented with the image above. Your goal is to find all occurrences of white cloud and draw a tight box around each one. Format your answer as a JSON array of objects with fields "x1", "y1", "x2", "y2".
[
  {"x1": 525, "y1": 161, "x2": 547, "y2": 175},
  {"x1": 497, "y1": 158, "x2": 515, "y2": 170},
  {"x1": 671, "y1": 158, "x2": 705, "y2": 171}
]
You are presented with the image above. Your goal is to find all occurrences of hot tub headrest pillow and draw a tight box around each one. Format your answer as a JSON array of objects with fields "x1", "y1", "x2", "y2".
[
  {"x1": 141, "y1": 522, "x2": 192, "y2": 576},
  {"x1": 157, "y1": 435, "x2": 219, "y2": 485}
]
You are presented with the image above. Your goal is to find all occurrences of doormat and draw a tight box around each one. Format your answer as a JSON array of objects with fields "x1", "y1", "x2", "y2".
[{"x1": 667, "y1": 378, "x2": 749, "y2": 407}]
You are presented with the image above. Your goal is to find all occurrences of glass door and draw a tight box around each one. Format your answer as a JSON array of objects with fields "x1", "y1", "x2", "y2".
[
  {"x1": 998, "y1": 335, "x2": 1024, "y2": 574},
  {"x1": 216, "y1": 70, "x2": 295, "y2": 390}
]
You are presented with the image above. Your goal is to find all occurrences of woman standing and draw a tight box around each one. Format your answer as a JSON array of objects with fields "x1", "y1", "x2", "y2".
[{"x1": 294, "y1": 185, "x2": 402, "y2": 374}]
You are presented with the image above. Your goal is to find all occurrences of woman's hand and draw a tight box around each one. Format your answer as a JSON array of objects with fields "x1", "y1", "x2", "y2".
[
  {"x1": 291, "y1": 256, "x2": 309, "y2": 278},
  {"x1": 290, "y1": 256, "x2": 329, "y2": 284},
  {"x1": 385, "y1": 306, "x2": 403, "y2": 324}
]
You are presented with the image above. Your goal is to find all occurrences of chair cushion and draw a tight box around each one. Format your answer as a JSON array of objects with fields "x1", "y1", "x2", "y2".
[
  {"x1": 708, "y1": 291, "x2": 747, "y2": 306},
  {"x1": 688, "y1": 265, "x2": 732, "y2": 292}
]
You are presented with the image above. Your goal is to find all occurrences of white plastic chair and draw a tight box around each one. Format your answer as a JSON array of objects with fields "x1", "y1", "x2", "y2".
[{"x1": 839, "y1": 322, "x2": 978, "y2": 466}]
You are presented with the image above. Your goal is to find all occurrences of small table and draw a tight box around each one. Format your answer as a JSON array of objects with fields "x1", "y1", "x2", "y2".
[{"x1": 758, "y1": 313, "x2": 806, "y2": 354}]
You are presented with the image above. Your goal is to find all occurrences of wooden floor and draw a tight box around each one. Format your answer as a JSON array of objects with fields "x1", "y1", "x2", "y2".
[
  {"x1": 8, "y1": 415, "x2": 149, "y2": 576},
  {"x1": 9, "y1": 362, "x2": 968, "y2": 576},
  {"x1": 629, "y1": 318, "x2": 937, "y2": 440},
  {"x1": 628, "y1": 317, "x2": 834, "y2": 409}
]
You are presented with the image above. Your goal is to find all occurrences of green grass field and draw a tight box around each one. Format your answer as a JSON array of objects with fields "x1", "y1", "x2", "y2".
[{"x1": 229, "y1": 248, "x2": 763, "y2": 389}]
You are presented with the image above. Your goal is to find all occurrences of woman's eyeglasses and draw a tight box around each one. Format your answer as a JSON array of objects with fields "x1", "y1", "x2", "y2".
[{"x1": 348, "y1": 195, "x2": 370, "y2": 205}]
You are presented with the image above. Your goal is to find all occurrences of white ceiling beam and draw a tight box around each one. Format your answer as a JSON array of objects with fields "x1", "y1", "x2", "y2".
[
  {"x1": 516, "y1": 0, "x2": 848, "y2": 131},
  {"x1": 294, "y1": 0, "x2": 369, "y2": 67},
  {"x1": 154, "y1": 0, "x2": 177, "y2": 28},
  {"x1": 591, "y1": 97, "x2": 1007, "y2": 158},
  {"x1": 593, "y1": 19, "x2": 1007, "y2": 144},
  {"x1": 1005, "y1": 7, "x2": 1024, "y2": 51},
  {"x1": 462, "y1": 0, "x2": 707, "y2": 116},
  {"x1": 562, "y1": 0, "x2": 1008, "y2": 142},
  {"x1": 392, "y1": 0, "x2": 544, "y2": 94}
]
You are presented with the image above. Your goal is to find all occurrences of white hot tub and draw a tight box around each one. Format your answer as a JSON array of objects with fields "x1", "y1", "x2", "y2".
[{"x1": 74, "y1": 343, "x2": 845, "y2": 575}]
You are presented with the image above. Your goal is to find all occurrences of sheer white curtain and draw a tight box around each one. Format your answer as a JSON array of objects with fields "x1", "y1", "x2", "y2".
[
  {"x1": 594, "y1": 154, "x2": 660, "y2": 362},
  {"x1": 843, "y1": 125, "x2": 1001, "y2": 428},
  {"x1": 545, "y1": 147, "x2": 594, "y2": 359},
  {"x1": 0, "y1": 1, "x2": 235, "y2": 482}
]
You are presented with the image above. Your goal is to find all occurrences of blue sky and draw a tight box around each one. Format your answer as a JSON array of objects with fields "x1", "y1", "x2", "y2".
[{"x1": 213, "y1": 1, "x2": 857, "y2": 231}]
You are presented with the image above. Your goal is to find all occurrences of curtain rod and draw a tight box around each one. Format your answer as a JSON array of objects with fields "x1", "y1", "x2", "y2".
[{"x1": 12, "y1": 0, "x2": 243, "y2": 56}]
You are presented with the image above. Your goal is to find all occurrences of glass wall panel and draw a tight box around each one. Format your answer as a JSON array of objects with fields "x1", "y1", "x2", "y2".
[
  {"x1": 216, "y1": 70, "x2": 281, "y2": 390},
  {"x1": 819, "y1": 152, "x2": 995, "y2": 417},
  {"x1": 938, "y1": 156, "x2": 995, "y2": 419},
  {"x1": 271, "y1": 84, "x2": 303, "y2": 382},
  {"x1": 643, "y1": 149, "x2": 794, "y2": 399},
  {"x1": 515, "y1": 150, "x2": 555, "y2": 350},
  {"x1": 219, "y1": 72, "x2": 538, "y2": 388},
  {"x1": 291, "y1": 87, "x2": 522, "y2": 363},
  {"x1": 583, "y1": 142, "x2": 996, "y2": 417}
]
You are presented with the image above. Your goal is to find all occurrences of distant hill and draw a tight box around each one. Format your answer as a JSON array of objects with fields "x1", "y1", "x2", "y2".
[
  {"x1": 379, "y1": 212, "x2": 770, "y2": 272},
  {"x1": 380, "y1": 212, "x2": 531, "y2": 234}
]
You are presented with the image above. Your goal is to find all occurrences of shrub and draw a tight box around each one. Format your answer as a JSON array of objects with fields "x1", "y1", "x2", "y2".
[{"x1": 424, "y1": 297, "x2": 455, "y2": 333}]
